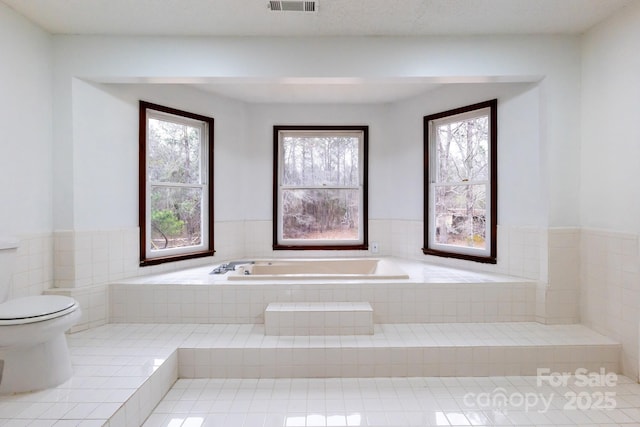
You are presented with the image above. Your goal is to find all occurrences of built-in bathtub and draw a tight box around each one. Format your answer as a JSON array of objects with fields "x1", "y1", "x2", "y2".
[
  {"x1": 226, "y1": 258, "x2": 410, "y2": 280},
  {"x1": 110, "y1": 257, "x2": 538, "y2": 324}
]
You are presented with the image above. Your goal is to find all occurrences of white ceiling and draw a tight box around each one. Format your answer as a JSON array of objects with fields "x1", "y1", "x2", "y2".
[
  {"x1": 2, "y1": 0, "x2": 633, "y2": 103},
  {"x1": 1, "y1": 0, "x2": 633, "y2": 37},
  {"x1": 193, "y1": 79, "x2": 443, "y2": 104}
]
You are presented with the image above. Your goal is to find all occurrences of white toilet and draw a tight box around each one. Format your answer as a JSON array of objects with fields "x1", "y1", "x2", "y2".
[{"x1": 0, "y1": 238, "x2": 81, "y2": 394}]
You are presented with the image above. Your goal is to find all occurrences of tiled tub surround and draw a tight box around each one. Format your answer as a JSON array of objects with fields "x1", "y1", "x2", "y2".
[
  {"x1": 110, "y1": 259, "x2": 537, "y2": 324},
  {"x1": 51, "y1": 222, "x2": 547, "y2": 289},
  {"x1": 0, "y1": 322, "x2": 621, "y2": 426},
  {"x1": 48, "y1": 223, "x2": 573, "y2": 327},
  {"x1": 5, "y1": 225, "x2": 562, "y2": 330}
]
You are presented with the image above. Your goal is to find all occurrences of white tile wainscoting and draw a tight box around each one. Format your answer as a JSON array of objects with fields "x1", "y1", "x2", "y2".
[
  {"x1": 8, "y1": 232, "x2": 53, "y2": 299},
  {"x1": 3, "y1": 225, "x2": 555, "y2": 331},
  {"x1": 45, "y1": 284, "x2": 109, "y2": 332},
  {"x1": 43, "y1": 222, "x2": 559, "y2": 328},
  {"x1": 581, "y1": 228, "x2": 640, "y2": 382},
  {"x1": 50, "y1": 222, "x2": 549, "y2": 289}
]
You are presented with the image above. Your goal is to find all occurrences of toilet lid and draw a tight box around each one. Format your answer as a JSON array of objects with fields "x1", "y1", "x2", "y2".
[{"x1": 0, "y1": 295, "x2": 78, "y2": 325}]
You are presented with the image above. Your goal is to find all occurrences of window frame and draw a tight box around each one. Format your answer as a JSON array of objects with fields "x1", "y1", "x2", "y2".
[
  {"x1": 272, "y1": 125, "x2": 369, "y2": 251},
  {"x1": 139, "y1": 101, "x2": 215, "y2": 266},
  {"x1": 423, "y1": 99, "x2": 497, "y2": 264}
]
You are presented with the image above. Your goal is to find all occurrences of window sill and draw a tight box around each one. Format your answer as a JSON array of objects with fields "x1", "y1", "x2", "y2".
[
  {"x1": 273, "y1": 244, "x2": 369, "y2": 251},
  {"x1": 422, "y1": 248, "x2": 497, "y2": 264},
  {"x1": 140, "y1": 249, "x2": 215, "y2": 267}
]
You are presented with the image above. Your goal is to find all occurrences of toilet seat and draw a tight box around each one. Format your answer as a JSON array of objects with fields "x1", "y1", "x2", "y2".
[{"x1": 0, "y1": 295, "x2": 78, "y2": 326}]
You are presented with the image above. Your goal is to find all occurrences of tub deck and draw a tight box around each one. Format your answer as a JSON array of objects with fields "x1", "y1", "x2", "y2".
[
  {"x1": 119, "y1": 257, "x2": 529, "y2": 286},
  {"x1": 110, "y1": 258, "x2": 538, "y2": 325}
]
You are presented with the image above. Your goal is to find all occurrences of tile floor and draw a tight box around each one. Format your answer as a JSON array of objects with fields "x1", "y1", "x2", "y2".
[
  {"x1": 0, "y1": 322, "x2": 627, "y2": 426},
  {"x1": 145, "y1": 375, "x2": 640, "y2": 426}
]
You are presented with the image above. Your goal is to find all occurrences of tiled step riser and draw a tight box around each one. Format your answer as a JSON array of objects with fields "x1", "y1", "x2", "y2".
[
  {"x1": 107, "y1": 350, "x2": 178, "y2": 427},
  {"x1": 265, "y1": 302, "x2": 374, "y2": 336},
  {"x1": 110, "y1": 281, "x2": 537, "y2": 324},
  {"x1": 178, "y1": 345, "x2": 620, "y2": 379}
]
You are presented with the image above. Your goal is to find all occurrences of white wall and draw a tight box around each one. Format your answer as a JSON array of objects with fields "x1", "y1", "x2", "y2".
[
  {"x1": 387, "y1": 83, "x2": 543, "y2": 225},
  {"x1": 0, "y1": 22, "x2": 583, "y2": 287},
  {"x1": 69, "y1": 82, "x2": 247, "y2": 229},
  {"x1": 581, "y1": 1, "x2": 640, "y2": 233},
  {"x1": 71, "y1": 80, "x2": 138, "y2": 229},
  {"x1": 580, "y1": 0, "x2": 640, "y2": 381},
  {"x1": 0, "y1": 3, "x2": 53, "y2": 236},
  {"x1": 58, "y1": 82, "x2": 549, "y2": 278},
  {"x1": 44, "y1": 34, "x2": 581, "y2": 290},
  {"x1": 65, "y1": 81, "x2": 544, "y2": 249},
  {"x1": 52, "y1": 35, "x2": 582, "y2": 233},
  {"x1": 244, "y1": 102, "x2": 387, "y2": 220},
  {"x1": 0, "y1": 4, "x2": 55, "y2": 298}
]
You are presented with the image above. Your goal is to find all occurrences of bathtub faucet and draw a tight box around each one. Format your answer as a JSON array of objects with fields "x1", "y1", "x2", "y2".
[
  {"x1": 212, "y1": 263, "x2": 234, "y2": 274},
  {"x1": 211, "y1": 261, "x2": 254, "y2": 275}
]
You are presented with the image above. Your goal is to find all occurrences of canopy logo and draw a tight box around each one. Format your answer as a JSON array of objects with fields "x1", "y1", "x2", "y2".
[{"x1": 463, "y1": 367, "x2": 617, "y2": 413}]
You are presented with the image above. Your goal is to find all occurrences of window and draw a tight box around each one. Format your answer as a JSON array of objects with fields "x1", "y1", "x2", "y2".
[
  {"x1": 273, "y1": 125, "x2": 368, "y2": 250},
  {"x1": 423, "y1": 99, "x2": 497, "y2": 263},
  {"x1": 139, "y1": 101, "x2": 214, "y2": 265}
]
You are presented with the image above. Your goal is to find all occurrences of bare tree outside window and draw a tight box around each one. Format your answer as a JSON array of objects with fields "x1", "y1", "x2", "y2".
[
  {"x1": 434, "y1": 116, "x2": 489, "y2": 248},
  {"x1": 274, "y1": 126, "x2": 368, "y2": 250},
  {"x1": 424, "y1": 100, "x2": 497, "y2": 263},
  {"x1": 148, "y1": 118, "x2": 203, "y2": 251},
  {"x1": 139, "y1": 101, "x2": 214, "y2": 266}
]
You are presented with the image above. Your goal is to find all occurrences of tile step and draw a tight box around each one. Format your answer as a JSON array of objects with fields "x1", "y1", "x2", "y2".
[
  {"x1": 0, "y1": 323, "x2": 619, "y2": 426},
  {"x1": 179, "y1": 323, "x2": 621, "y2": 379},
  {"x1": 265, "y1": 302, "x2": 374, "y2": 336}
]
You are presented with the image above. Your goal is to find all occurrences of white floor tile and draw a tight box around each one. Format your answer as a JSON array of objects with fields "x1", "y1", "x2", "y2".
[
  {"x1": 0, "y1": 322, "x2": 630, "y2": 426},
  {"x1": 141, "y1": 375, "x2": 640, "y2": 427}
]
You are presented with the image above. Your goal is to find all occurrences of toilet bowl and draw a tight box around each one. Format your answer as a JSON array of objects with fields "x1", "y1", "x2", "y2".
[
  {"x1": 0, "y1": 238, "x2": 81, "y2": 394},
  {"x1": 0, "y1": 295, "x2": 81, "y2": 394}
]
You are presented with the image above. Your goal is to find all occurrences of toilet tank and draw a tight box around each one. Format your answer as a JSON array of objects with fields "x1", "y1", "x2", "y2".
[{"x1": 0, "y1": 237, "x2": 19, "y2": 303}]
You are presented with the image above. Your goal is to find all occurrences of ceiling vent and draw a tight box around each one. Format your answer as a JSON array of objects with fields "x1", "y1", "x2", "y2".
[{"x1": 268, "y1": 1, "x2": 317, "y2": 12}]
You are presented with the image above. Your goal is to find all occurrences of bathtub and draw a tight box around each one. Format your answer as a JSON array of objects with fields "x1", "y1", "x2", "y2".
[{"x1": 226, "y1": 258, "x2": 409, "y2": 280}]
